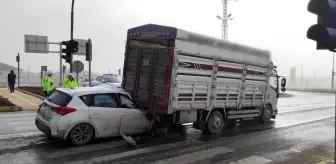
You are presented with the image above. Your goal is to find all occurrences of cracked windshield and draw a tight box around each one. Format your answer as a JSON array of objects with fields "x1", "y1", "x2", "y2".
[{"x1": 0, "y1": 0, "x2": 334, "y2": 164}]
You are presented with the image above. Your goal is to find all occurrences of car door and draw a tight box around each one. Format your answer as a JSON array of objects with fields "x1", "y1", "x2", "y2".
[
  {"x1": 118, "y1": 94, "x2": 151, "y2": 135},
  {"x1": 88, "y1": 93, "x2": 126, "y2": 137}
]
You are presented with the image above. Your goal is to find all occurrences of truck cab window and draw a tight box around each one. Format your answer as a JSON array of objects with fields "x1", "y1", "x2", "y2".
[{"x1": 269, "y1": 76, "x2": 278, "y2": 91}]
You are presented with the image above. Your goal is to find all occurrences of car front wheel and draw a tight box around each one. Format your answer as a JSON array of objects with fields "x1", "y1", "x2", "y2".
[{"x1": 69, "y1": 123, "x2": 94, "y2": 146}]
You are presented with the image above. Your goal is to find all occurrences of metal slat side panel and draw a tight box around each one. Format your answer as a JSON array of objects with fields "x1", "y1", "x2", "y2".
[
  {"x1": 136, "y1": 49, "x2": 154, "y2": 105},
  {"x1": 122, "y1": 48, "x2": 140, "y2": 96}
]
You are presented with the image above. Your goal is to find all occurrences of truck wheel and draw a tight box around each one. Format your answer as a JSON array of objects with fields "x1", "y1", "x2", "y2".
[
  {"x1": 206, "y1": 111, "x2": 224, "y2": 134},
  {"x1": 260, "y1": 106, "x2": 272, "y2": 123}
]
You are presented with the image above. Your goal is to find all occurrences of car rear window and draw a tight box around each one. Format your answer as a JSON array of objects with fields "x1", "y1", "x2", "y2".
[{"x1": 48, "y1": 90, "x2": 72, "y2": 107}]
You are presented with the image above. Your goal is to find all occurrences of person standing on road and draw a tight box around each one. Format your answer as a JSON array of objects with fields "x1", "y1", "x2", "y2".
[
  {"x1": 42, "y1": 71, "x2": 54, "y2": 97},
  {"x1": 64, "y1": 73, "x2": 79, "y2": 89},
  {"x1": 7, "y1": 70, "x2": 16, "y2": 93}
]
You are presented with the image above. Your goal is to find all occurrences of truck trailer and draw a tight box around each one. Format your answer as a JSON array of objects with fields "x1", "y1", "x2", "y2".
[{"x1": 122, "y1": 24, "x2": 286, "y2": 134}]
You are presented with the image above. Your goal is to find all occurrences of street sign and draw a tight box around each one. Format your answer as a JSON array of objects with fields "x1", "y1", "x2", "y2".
[
  {"x1": 24, "y1": 35, "x2": 49, "y2": 53},
  {"x1": 72, "y1": 60, "x2": 84, "y2": 73},
  {"x1": 74, "y1": 39, "x2": 88, "y2": 56},
  {"x1": 41, "y1": 66, "x2": 47, "y2": 71}
]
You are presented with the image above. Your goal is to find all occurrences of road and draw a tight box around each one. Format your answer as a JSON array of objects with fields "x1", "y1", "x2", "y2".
[{"x1": 0, "y1": 91, "x2": 334, "y2": 164}]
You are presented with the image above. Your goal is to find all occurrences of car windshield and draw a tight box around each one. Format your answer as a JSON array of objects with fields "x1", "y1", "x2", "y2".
[{"x1": 105, "y1": 75, "x2": 121, "y2": 83}]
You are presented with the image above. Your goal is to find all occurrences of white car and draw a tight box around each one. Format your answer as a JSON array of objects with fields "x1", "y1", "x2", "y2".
[
  {"x1": 35, "y1": 86, "x2": 151, "y2": 146},
  {"x1": 92, "y1": 74, "x2": 122, "y2": 88}
]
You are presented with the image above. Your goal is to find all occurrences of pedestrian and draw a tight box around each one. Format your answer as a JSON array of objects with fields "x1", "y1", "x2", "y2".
[
  {"x1": 7, "y1": 70, "x2": 16, "y2": 93},
  {"x1": 64, "y1": 73, "x2": 79, "y2": 89},
  {"x1": 42, "y1": 71, "x2": 54, "y2": 97}
]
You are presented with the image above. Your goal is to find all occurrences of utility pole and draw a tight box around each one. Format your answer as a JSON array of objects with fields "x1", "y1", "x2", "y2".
[
  {"x1": 28, "y1": 65, "x2": 30, "y2": 84},
  {"x1": 222, "y1": 0, "x2": 228, "y2": 40},
  {"x1": 16, "y1": 53, "x2": 20, "y2": 88},
  {"x1": 70, "y1": 0, "x2": 75, "y2": 73},
  {"x1": 332, "y1": 52, "x2": 335, "y2": 91},
  {"x1": 301, "y1": 64, "x2": 304, "y2": 87}
]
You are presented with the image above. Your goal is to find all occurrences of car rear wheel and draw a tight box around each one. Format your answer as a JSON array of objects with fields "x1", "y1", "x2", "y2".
[{"x1": 69, "y1": 123, "x2": 94, "y2": 146}]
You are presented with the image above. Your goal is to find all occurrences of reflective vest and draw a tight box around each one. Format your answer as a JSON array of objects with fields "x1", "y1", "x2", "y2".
[
  {"x1": 64, "y1": 78, "x2": 79, "y2": 88},
  {"x1": 42, "y1": 75, "x2": 53, "y2": 93}
]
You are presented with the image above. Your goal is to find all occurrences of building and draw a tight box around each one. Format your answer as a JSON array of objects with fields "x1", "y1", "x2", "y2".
[{"x1": 289, "y1": 67, "x2": 296, "y2": 87}]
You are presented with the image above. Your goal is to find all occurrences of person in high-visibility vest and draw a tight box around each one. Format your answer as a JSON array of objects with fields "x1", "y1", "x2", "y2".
[
  {"x1": 64, "y1": 73, "x2": 79, "y2": 89},
  {"x1": 42, "y1": 71, "x2": 54, "y2": 97}
]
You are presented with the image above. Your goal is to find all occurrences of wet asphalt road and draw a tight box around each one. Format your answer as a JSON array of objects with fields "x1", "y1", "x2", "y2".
[{"x1": 0, "y1": 91, "x2": 334, "y2": 164}]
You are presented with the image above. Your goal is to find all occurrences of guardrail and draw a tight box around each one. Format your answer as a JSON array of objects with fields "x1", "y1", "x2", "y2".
[{"x1": 287, "y1": 88, "x2": 335, "y2": 94}]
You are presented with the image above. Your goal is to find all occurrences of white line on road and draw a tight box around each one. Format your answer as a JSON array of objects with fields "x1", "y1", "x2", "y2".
[
  {"x1": 67, "y1": 140, "x2": 201, "y2": 164},
  {"x1": 8, "y1": 120, "x2": 34, "y2": 126},
  {"x1": 149, "y1": 147, "x2": 234, "y2": 164},
  {"x1": 227, "y1": 156, "x2": 272, "y2": 164},
  {"x1": 46, "y1": 140, "x2": 127, "y2": 159},
  {"x1": 0, "y1": 131, "x2": 43, "y2": 140},
  {"x1": 14, "y1": 125, "x2": 38, "y2": 131},
  {"x1": 278, "y1": 105, "x2": 335, "y2": 114},
  {"x1": 0, "y1": 112, "x2": 36, "y2": 118},
  {"x1": 5, "y1": 117, "x2": 35, "y2": 123}
]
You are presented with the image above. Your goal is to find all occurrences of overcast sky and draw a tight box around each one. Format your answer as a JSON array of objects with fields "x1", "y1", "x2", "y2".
[{"x1": 0, "y1": 0, "x2": 333, "y2": 77}]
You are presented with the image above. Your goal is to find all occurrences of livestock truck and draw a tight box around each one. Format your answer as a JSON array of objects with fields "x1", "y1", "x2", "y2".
[{"x1": 121, "y1": 24, "x2": 286, "y2": 134}]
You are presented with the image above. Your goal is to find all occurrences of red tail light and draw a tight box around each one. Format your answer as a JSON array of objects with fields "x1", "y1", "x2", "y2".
[{"x1": 58, "y1": 107, "x2": 77, "y2": 116}]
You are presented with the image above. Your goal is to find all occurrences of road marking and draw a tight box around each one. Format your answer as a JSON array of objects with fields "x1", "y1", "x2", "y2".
[
  {"x1": 290, "y1": 149, "x2": 301, "y2": 153},
  {"x1": 0, "y1": 112, "x2": 36, "y2": 118},
  {"x1": 14, "y1": 125, "x2": 37, "y2": 131},
  {"x1": 46, "y1": 140, "x2": 127, "y2": 159},
  {"x1": 0, "y1": 131, "x2": 43, "y2": 140},
  {"x1": 4, "y1": 117, "x2": 35, "y2": 122},
  {"x1": 317, "y1": 161, "x2": 333, "y2": 164},
  {"x1": 67, "y1": 140, "x2": 201, "y2": 164},
  {"x1": 227, "y1": 156, "x2": 272, "y2": 164},
  {"x1": 149, "y1": 147, "x2": 234, "y2": 164},
  {"x1": 8, "y1": 120, "x2": 34, "y2": 126}
]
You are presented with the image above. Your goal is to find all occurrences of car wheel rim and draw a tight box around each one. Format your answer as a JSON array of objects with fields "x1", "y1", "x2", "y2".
[{"x1": 73, "y1": 124, "x2": 91, "y2": 144}]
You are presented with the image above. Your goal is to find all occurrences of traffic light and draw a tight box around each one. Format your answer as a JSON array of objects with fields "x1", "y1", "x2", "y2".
[
  {"x1": 61, "y1": 40, "x2": 79, "y2": 63},
  {"x1": 85, "y1": 39, "x2": 92, "y2": 61},
  {"x1": 307, "y1": 0, "x2": 336, "y2": 51}
]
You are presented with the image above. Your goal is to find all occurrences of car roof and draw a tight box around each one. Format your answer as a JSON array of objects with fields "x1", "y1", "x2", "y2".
[{"x1": 57, "y1": 86, "x2": 129, "y2": 96}]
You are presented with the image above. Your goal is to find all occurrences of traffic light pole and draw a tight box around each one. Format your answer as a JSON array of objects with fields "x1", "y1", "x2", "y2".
[
  {"x1": 59, "y1": 42, "x2": 63, "y2": 86},
  {"x1": 332, "y1": 52, "x2": 335, "y2": 90},
  {"x1": 70, "y1": 0, "x2": 75, "y2": 73}
]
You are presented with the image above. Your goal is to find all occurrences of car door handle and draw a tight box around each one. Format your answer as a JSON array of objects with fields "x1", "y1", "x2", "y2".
[{"x1": 91, "y1": 112, "x2": 100, "y2": 116}]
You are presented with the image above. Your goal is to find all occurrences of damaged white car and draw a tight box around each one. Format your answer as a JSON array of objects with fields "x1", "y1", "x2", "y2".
[{"x1": 35, "y1": 86, "x2": 152, "y2": 146}]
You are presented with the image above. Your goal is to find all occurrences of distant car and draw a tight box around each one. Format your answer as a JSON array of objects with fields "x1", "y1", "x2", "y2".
[
  {"x1": 35, "y1": 86, "x2": 151, "y2": 146},
  {"x1": 80, "y1": 76, "x2": 95, "y2": 87},
  {"x1": 92, "y1": 74, "x2": 122, "y2": 88}
]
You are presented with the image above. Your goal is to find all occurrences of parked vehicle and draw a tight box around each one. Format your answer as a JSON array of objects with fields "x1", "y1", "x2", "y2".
[
  {"x1": 122, "y1": 24, "x2": 287, "y2": 135},
  {"x1": 80, "y1": 75, "x2": 95, "y2": 87},
  {"x1": 35, "y1": 87, "x2": 151, "y2": 146},
  {"x1": 92, "y1": 74, "x2": 122, "y2": 88}
]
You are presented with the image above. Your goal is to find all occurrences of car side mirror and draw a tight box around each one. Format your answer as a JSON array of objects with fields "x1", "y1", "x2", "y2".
[{"x1": 280, "y1": 78, "x2": 286, "y2": 93}]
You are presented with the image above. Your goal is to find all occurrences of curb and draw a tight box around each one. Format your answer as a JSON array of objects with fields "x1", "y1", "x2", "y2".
[
  {"x1": 17, "y1": 89, "x2": 44, "y2": 100},
  {"x1": 0, "y1": 106, "x2": 22, "y2": 112}
]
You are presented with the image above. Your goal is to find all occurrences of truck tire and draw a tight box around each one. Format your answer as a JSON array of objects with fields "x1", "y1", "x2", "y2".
[
  {"x1": 206, "y1": 111, "x2": 224, "y2": 134},
  {"x1": 260, "y1": 106, "x2": 272, "y2": 123}
]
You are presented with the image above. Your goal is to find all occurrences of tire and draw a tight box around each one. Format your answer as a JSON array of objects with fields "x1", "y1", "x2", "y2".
[
  {"x1": 206, "y1": 111, "x2": 224, "y2": 134},
  {"x1": 69, "y1": 123, "x2": 94, "y2": 146},
  {"x1": 260, "y1": 106, "x2": 273, "y2": 123}
]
